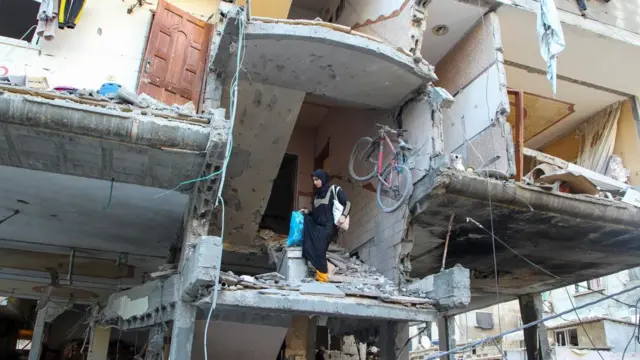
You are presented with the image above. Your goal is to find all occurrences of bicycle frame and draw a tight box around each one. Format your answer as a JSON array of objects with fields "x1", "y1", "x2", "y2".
[{"x1": 376, "y1": 132, "x2": 402, "y2": 188}]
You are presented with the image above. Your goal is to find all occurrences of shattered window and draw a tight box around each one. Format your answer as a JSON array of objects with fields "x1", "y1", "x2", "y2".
[{"x1": 0, "y1": 0, "x2": 40, "y2": 42}]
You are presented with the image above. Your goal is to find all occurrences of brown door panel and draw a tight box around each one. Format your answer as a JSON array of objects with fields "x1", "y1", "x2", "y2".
[{"x1": 137, "y1": 0, "x2": 212, "y2": 110}]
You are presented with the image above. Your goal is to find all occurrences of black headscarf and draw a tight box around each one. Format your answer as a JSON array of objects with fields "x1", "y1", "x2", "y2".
[{"x1": 312, "y1": 169, "x2": 331, "y2": 198}]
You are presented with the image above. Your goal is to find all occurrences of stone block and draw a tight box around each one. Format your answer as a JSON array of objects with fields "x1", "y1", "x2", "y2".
[
  {"x1": 407, "y1": 264, "x2": 470, "y2": 310},
  {"x1": 181, "y1": 236, "x2": 223, "y2": 301},
  {"x1": 277, "y1": 247, "x2": 308, "y2": 282}
]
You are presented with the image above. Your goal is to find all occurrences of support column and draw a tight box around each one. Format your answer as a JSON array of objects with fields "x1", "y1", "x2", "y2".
[
  {"x1": 168, "y1": 302, "x2": 197, "y2": 360},
  {"x1": 87, "y1": 327, "x2": 111, "y2": 360},
  {"x1": 378, "y1": 321, "x2": 409, "y2": 360},
  {"x1": 519, "y1": 293, "x2": 552, "y2": 360},
  {"x1": 28, "y1": 307, "x2": 47, "y2": 360},
  {"x1": 285, "y1": 316, "x2": 317, "y2": 360},
  {"x1": 437, "y1": 316, "x2": 456, "y2": 360}
]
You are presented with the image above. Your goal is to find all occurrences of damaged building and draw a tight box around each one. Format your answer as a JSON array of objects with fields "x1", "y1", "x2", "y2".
[{"x1": 0, "y1": 0, "x2": 639, "y2": 359}]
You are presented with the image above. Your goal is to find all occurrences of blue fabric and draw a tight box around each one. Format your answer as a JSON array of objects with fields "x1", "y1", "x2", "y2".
[{"x1": 287, "y1": 211, "x2": 304, "y2": 247}]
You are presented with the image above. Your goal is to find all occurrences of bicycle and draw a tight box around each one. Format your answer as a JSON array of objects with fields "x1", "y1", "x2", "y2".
[{"x1": 348, "y1": 124, "x2": 414, "y2": 213}]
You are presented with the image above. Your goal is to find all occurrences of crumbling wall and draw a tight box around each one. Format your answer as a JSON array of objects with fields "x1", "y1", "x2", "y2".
[
  {"x1": 337, "y1": 0, "x2": 428, "y2": 55},
  {"x1": 217, "y1": 80, "x2": 305, "y2": 245},
  {"x1": 436, "y1": 13, "x2": 513, "y2": 175}
]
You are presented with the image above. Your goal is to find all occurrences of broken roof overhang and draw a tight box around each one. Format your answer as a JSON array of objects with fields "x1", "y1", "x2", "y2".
[
  {"x1": 103, "y1": 275, "x2": 436, "y2": 331},
  {"x1": 212, "y1": 13, "x2": 437, "y2": 109},
  {"x1": 0, "y1": 89, "x2": 226, "y2": 188},
  {"x1": 200, "y1": 289, "x2": 437, "y2": 322},
  {"x1": 409, "y1": 169, "x2": 640, "y2": 308}
]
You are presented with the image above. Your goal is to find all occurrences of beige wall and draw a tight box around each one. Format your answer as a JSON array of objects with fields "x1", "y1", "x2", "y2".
[
  {"x1": 547, "y1": 321, "x2": 607, "y2": 349},
  {"x1": 613, "y1": 98, "x2": 640, "y2": 186},
  {"x1": 0, "y1": 0, "x2": 217, "y2": 91},
  {"x1": 435, "y1": 14, "x2": 500, "y2": 95},
  {"x1": 540, "y1": 97, "x2": 639, "y2": 186},
  {"x1": 237, "y1": 0, "x2": 293, "y2": 19}
]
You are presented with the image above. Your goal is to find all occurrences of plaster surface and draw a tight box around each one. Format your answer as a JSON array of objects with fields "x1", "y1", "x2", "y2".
[
  {"x1": 215, "y1": 81, "x2": 304, "y2": 246},
  {"x1": 219, "y1": 19, "x2": 436, "y2": 109},
  {"x1": 0, "y1": 165, "x2": 186, "y2": 258},
  {"x1": 409, "y1": 170, "x2": 640, "y2": 311},
  {"x1": 193, "y1": 320, "x2": 289, "y2": 360}
]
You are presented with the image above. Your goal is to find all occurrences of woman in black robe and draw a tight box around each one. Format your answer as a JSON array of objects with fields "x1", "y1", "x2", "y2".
[{"x1": 301, "y1": 169, "x2": 351, "y2": 282}]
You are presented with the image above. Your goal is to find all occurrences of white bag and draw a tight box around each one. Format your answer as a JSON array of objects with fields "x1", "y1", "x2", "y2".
[{"x1": 330, "y1": 185, "x2": 350, "y2": 231}]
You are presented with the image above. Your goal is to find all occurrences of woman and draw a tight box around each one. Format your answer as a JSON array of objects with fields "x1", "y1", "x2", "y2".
[{"x1": 302, "y1": 169, "x2": 351, "y2": 282}]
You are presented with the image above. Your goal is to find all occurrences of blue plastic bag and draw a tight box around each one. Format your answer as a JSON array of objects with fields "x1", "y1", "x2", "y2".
[{"x1": 287, "y1": 211, "x2": 304, "y2": 247}]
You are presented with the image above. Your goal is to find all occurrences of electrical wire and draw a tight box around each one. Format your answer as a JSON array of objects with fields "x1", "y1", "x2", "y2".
[
  {"x1": 204, "y1": 195, "x2": 225, "y2": 360},
  {"x1": 104, "y1": 178, "x2": 114, "y2": 210},
  {"x1": 426, "y1": 283, "x2": 640, "y2": 360},
  {"x1": 203, "y1": 8, "x2": 246, "y2": 360},
  {"x1": 622, "y1": 297, "x2": 640, "y2": 360}
]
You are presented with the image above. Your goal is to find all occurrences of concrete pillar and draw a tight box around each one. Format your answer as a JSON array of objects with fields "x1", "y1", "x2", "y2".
[
  {"x1": 87, "y1": 327, "x2": 111, "y2": 360},
  {"x1": 519, "y1": 293, "x2": 552, "y2": 360},
  {"x1": 437, "y1": 316, "x2": 456, "y2": 360},
  {"x1": 285, "y1": 316, "x2": 317, "y2": 359},
  {"x1": 28, "y1": 308, "x2": 47, "y2": 360},
  {"x1": 168, "y1": 301, "x2": 197, "y2": 360},
  {"x1": 378, "y1": 321, "x2": 409, "y2": 360}
]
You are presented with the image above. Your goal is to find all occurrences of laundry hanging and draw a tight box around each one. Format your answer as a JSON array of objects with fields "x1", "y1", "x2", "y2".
[
  {"x1": 36, "y1": 0, "x2": 87, "y2": 41},
  {"x1": 36, "y1": 0, "x2": 59, "y2": 40},
  {"x1": 536, "y1": 0, "x2": 565, "y2": 94},
  {"x1": 59, "y1": 0, "x2": 88, "y2": 29}
]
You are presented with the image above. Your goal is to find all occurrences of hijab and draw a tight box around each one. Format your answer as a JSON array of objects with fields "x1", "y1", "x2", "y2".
[{"x1": 312, "y1": 169, "x2": 331, "y2": 198}]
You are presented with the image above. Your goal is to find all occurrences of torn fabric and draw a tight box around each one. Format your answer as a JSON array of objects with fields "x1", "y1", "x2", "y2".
[{"x1": 536, "y1": 0, "x2": 565, "y2": 94}]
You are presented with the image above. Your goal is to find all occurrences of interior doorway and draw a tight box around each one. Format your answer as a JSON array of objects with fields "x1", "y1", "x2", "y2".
[{"x1": 260, "y1": 154, "x2": 298, "y2": 234}]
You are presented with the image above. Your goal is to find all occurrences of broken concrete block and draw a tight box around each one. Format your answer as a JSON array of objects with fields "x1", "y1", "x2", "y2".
[
  {"x1": 300, "y1": 283, "x2": 346, "y2": 298},
  {"x1": 255, "y1": 272, "x2": 286, "y2": 282},
  {"x1": 407, "y1": 264, "x2": 470, "y2": 309},
  {"x1": 428, "y1": 86, "x2": 455, "y2": 110}
]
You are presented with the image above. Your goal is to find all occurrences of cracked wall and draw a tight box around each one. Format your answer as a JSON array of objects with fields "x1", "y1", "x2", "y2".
[
  {"x1": 216, "y1": 80, "x2": 305, "y2": 246},
  {"x1": 435, "y1": 12, "x2": 513, "y2": 175},
  {"x1": 337, "y1": 0, "x2": 428, "y2": 55}
]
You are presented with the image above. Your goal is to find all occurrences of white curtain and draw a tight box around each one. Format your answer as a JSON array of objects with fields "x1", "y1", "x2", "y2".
[{"x1": 576, "y1": 101, "x2": 622, "y2": 174}]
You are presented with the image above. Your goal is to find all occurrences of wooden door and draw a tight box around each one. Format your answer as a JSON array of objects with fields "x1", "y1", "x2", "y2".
[{"x1": 137, "y1": 0, "x2": 212, "y2": 110}]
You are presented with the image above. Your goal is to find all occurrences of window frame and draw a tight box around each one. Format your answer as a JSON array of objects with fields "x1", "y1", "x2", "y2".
[
  {"x1": 0, "y1": 0, "x2": 43, "y2": 48},
  {"x1": 554, "y1": 328, "x2": 579, "y2": 347}
]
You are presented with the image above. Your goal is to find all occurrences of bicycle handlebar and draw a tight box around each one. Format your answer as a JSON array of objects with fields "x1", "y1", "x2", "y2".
[{"x1": 376, "y1": 123, "x2": 407, "y2": 135}]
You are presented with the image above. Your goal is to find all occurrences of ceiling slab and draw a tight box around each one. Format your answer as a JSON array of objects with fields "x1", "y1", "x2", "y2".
[
  {"x1": 421, "y1": 0, "x2": 486, "y2": 65},
  {"x1": 217, "y1": 17, "x2": 437, "y2": 109},
  {"x1": 498, "y1": 4, "x2": 640, "y2": 97},
  {"x1": 0, "y1": 166, "x2": 186, "y2": 261}
]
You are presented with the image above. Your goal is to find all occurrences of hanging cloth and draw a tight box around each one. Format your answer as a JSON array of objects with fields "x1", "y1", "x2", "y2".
[
  {"x1": 59, "y1": 0, "x2": 88, "y2": 29},
  {"x1": 36, "y1": 0, "x2": 59, "y2": 41},
  {"x1": 576, "y1": 101, "x2": 622, "y2": 174},
  {"x1": 536, "y1": 0, "x2": 565, "y2": 94}
]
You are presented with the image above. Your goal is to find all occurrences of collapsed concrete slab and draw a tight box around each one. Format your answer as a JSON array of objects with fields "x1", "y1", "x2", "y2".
[
  {"x1": 406, "y1": 264, "x2": 471, "y2": 310},
  {"x1": 0, "y1": 87, "x2": 228, "y2": 188},
  {"x1": 408, "y1": 169, "x2": 640, "y2": 313}
]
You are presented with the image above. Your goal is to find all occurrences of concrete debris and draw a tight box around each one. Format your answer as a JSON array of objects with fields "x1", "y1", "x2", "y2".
[
  {"x1": 0, "y1": 83, "x2": 214, "y2": 125},
  {"x1": 300, "y1": 282, "x2": 346, "y2": 298},
  {"x1": 219, "y1": 238, "x2": 436, "y2": 309}
]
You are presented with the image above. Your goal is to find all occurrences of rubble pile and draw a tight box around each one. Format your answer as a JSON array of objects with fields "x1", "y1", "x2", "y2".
[
  {"x1": 0, "y1": 82, "x2": 215, "y2": 124},
  {"x1": 217, "y1": 236, "x2": 436, "y2": 309}
]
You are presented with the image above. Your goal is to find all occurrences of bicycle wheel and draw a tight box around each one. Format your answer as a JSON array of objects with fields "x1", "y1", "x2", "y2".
[
  {"x1": 377, "y1": 164, "x2": 412, "y2": 213},
  {"x1": 349, "y1": 137, "x2": 378, "y2": 181}
]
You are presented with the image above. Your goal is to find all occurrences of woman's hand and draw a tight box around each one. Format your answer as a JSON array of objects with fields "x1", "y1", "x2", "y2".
[
  {"x1": 337, "y1": 215, "x2": 347, "y2": 225},
  {"x1": 300, "y1": 208, "x2": 309, "y2": 214}
]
